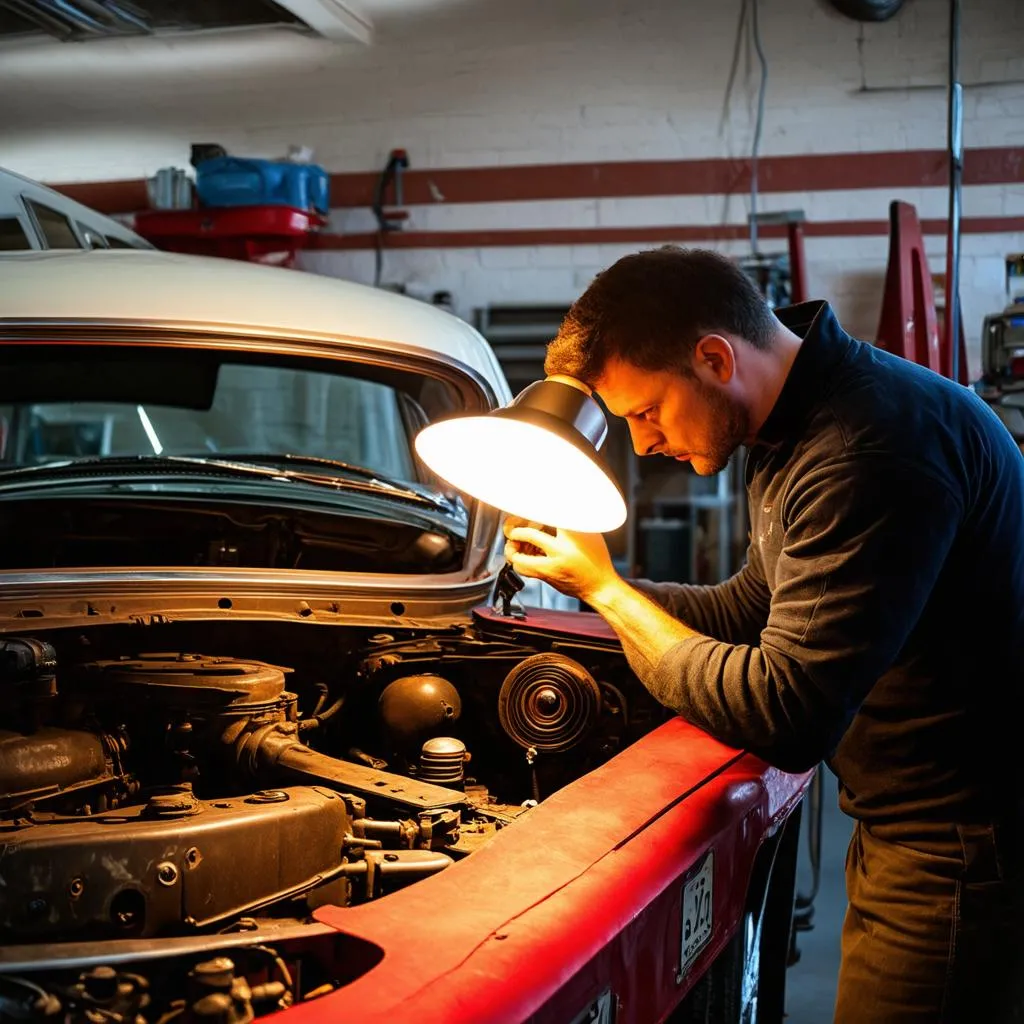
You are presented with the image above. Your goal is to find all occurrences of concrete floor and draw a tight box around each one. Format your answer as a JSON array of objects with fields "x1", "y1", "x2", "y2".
[{"x1": 783, "y1": 770, "x2": 855, "y2": 1023}]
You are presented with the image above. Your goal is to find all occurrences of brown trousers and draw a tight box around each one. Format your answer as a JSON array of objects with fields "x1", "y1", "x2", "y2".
[{"x1": 833, "y1": 820, "x2": 1023, "y2": 1023}]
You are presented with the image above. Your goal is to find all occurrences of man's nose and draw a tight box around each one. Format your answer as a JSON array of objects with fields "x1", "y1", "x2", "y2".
[{"x1": 627, "y1": 419, "x2": 662, "y2": 456}]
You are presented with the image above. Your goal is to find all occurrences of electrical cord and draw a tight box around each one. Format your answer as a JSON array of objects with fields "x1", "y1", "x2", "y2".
[
  {"x1": 371, "y1": 150, "x2": 409, "y2": 288},
  {"x1": 373, "y1": 229, "x2": 385, "y2": 289},
  {"x1": 719, "y1": 0, "x2": 749, "y2": 136}
]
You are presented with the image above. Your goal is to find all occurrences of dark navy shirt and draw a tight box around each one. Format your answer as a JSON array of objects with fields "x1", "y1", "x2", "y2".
[{"x1": 638, "y1": 300, "x2": 1024, "y2": 830}]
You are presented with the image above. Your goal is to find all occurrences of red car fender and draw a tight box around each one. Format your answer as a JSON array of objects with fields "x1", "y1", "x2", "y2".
[{"x1": 301, "y1": 717, "x2": 811, "y2": 1024}]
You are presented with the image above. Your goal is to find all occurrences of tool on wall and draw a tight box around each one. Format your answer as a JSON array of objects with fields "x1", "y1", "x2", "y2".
[{"x1": 372, "y1": 148, "x2": 410, "y2": 287}]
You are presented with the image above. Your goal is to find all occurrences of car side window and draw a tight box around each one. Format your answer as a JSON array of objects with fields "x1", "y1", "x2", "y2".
[
  {"x1": 0, "y1": 403, "x2": 10, "y2": 460},
  {"x1": 0, "y1": 217, "x2": 31, "y2": 250},
  {"x1": 25, "y1": 199, "x2": 81, "y2": 249},
  {"x1": 76, "y1": 223, "x2": 109, "y2": 249},
  {"x1": 105, "y1": 236, "x2": 142, "y2": 249}
]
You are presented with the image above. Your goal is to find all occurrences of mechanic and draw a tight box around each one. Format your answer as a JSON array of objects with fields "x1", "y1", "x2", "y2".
[{"x1": 503, "y1": 247, "x2": 1024, "y2": 1024}]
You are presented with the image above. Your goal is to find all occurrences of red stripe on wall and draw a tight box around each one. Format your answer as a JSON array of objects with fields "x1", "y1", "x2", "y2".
[
  {"x1": 324, "y1": 148, "x2": 1024, "y2": 207},
  {"x1": 304, "y1": 216, "x2": 1024, "y2": 251},
  {"x1": 55, "y1": 178, "x2": 150, "y2": 215},
  {"x1": 50, "y1": 147, "x2": 1024, "y2": 216}
]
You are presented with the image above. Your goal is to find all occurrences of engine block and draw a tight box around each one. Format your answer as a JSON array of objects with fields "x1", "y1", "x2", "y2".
[{"x1": 1, "y1": 785, "x2": 350, "y2": 940}]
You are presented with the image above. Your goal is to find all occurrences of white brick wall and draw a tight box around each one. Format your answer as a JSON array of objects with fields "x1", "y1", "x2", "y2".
[{"x1": 2, "y1": 0, "x2": 1022, "y2": 372}]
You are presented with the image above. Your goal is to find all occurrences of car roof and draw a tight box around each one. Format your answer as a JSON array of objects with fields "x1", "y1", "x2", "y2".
[
  {"x1": 0, "y1": 166, "x2": 154, "y2": 250},
  {"x1": 0, "y1": 249, "x2": 512, "y2": 401}
]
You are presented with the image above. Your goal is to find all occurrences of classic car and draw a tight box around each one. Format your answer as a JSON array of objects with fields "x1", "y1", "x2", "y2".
[
  {"x1": 0, "y1": 166, "x2": 153, "y2": 252},
  {"x1": 0, "y1": 248, "x2": 812, "y2": 1024}
]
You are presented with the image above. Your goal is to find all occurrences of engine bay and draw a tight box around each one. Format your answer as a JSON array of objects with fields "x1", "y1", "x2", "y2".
[{"x1": 0, "y1": 616, "x2": 667, "y2": 1021}]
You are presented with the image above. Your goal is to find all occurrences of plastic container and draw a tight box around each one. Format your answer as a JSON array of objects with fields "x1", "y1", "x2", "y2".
[
  {"x1": 146, "y1": 167, "x2": 193, "y2": 211},
  {"x1": 194, "y1": 157, "x2": 330, "y2": 215}
]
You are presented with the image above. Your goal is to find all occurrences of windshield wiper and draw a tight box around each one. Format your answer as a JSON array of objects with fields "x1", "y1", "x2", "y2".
[
  {"x1": 191, "y1": 452, "x2": 414, "y2": 493},
  {"x1": 182, "y1": 452, "x2": 461, "y2": 512},
  {"x1": 0, "y1": 455, "x2": 448, "y2": 510}
]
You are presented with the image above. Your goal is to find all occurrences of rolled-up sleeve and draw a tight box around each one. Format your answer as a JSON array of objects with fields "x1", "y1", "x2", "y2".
[{"x1": 643, "y1": 455, "x2": 963, "y2": 773}]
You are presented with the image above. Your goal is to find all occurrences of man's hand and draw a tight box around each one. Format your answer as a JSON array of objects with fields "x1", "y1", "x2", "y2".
[
  {"x1": 503, "y1": 516, "x2": 618, "y2": 604},
  {"x1": 502, "y1": 517, "x2": 703, "y2": 693}
]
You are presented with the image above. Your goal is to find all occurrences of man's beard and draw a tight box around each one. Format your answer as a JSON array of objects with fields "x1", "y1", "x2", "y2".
[{"x1": 692, "y1": 377, "x2": 750, "y2": 475}]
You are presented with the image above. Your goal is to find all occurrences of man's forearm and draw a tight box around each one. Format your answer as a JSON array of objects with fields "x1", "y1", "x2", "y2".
[
  {"x1": 587, "y1": 576, "x2": 703, "y2": 694},
  {"x1": 628, "y1": 562, "x2": 770, "y2": 648}
]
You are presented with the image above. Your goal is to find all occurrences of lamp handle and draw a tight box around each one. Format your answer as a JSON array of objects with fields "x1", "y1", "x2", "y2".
[
  {"x1": 495, "y1": 523, "x2": 556, "y2": 617},
  {"x1": 495, "y1": 561, "x2": 526, "y2": 617}
]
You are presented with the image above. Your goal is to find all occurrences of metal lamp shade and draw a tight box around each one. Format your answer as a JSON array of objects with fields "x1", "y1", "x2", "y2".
[{"x1": 414, "y1": 377, "x2": 627, "y2": 533}]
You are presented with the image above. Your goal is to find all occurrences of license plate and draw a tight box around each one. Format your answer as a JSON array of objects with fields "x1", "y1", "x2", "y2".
[{"x1": 679, "y1": 849, "x2": 714, "y2": 977}]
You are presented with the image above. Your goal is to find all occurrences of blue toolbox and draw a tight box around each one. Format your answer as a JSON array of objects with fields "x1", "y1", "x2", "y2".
[{"x1": 194, "y1": 157, "x2": 330, "y2": 216}]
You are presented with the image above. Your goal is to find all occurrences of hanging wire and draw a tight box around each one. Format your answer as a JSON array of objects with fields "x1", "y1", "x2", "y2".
[
  {"x1": 748, "y1": 0, "x2": 769, "y2": 255},
  {"x1": 373, "y1": 228, "x2": 385, "y2": 288},
  {"x1": 719, "y1": 0, "x2": 750, "y2": 136}
]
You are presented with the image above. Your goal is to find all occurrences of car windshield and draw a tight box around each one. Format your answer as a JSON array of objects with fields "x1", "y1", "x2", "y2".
[{"x1": 0, "y1": 343, "x2": 463, "y2": 488}]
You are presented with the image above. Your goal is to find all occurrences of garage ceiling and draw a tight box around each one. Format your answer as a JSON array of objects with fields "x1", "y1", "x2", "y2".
[{"x1": 0, "y1": 0, "x2": 373, "y2": 44}]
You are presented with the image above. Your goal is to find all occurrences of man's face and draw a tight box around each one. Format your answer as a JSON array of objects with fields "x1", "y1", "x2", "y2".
[{"x1": 595, "y1": 356, "x2": 749, "y2": 475}]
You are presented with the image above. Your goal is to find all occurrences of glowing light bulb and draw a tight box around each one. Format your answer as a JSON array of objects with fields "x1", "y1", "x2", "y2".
[{"x1": 414, "y1": 377, "x2": 626, "y2": 533}]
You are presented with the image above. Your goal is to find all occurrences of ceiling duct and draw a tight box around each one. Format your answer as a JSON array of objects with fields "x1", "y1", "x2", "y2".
[
  {"x1": 271, "y1": 0, "x2": 371, "y2": 44},
  {"x1": 0, "y1": 0, "x2": 152, "y2": 38},
  {"x1": 0, "y1": 0, "x2": 347, "y2": 44}
]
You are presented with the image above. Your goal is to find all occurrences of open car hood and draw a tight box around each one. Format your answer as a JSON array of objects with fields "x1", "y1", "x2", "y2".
[{"x1": 0, "y1": 252, "x2": 516, "y2": 629}]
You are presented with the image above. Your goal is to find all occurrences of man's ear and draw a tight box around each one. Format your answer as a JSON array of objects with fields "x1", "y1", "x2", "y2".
[{"x1": 693, "y1": 334, "x2": 736, "y2": 384}]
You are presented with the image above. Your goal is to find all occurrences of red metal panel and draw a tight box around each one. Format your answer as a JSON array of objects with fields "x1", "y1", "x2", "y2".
[
  {"x1": 473, "y1": 605, "x2": 619, "y2": 640},
  {"x1": 135, "y1": 205, "x2": 325, "y2": 239},
  {"x1": 134, "y1": 205, "x2": 326, "y2": 266},
  {"x1": 277, "y1": 718, "x2": 810, "y2": 1024},
  {"x1": 788, "y1": 221, "x2": 809, "y2": 305},
  {"x1": 876, "y1": 201, "x2": 943, "y2": 373},
  {"x1": 875, "y1": 200, "x2": 970, "y2": 382}
]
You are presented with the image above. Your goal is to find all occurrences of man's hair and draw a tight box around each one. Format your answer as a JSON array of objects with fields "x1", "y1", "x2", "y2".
[{"x1": 544, "y1": 246, "x2": 778, "y2": 384}]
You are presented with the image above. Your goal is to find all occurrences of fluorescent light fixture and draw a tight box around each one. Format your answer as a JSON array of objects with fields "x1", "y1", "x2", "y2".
[
  {"x1": 272, "y1": 0, "x2": 373, "y2": 43},
  {"x1": 414, "y1": 376, "x2": 626, "y2": 533}
]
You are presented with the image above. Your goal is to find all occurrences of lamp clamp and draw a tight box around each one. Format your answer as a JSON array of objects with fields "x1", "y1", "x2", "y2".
[{"x1": 494, "y1": 562, "x2": 526, "y2": 618}]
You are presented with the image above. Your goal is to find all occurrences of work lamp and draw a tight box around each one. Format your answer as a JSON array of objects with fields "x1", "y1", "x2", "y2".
[{"x1": 414, "y1": 375, "x2": 626, "y2": 533}]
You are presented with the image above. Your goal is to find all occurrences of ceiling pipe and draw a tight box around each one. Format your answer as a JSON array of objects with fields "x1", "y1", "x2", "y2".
[
  {"x1": 98, "y1": 0, "x2": 150, "y2": 33},
  {"x1": 0, "y1": 0, "x2": 76, "y2": 39},
  {"x1": 32, "y1": 0, "x2": 108, "y2": 35},
  {"x1": 73, "y1": 0, "x2": 150, "y2": 33},
  {"x1": 1, "y1": 0, "x2": 151, "y2": 39}
]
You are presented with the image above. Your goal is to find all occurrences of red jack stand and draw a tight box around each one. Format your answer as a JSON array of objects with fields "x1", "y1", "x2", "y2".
[{"x1": 875, "y1": 200, "x2": 969, "y2": 383}]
